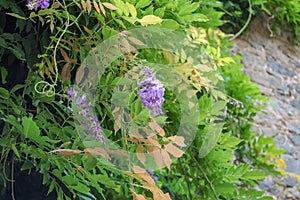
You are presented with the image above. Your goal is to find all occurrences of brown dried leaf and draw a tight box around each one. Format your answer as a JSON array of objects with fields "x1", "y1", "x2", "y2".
[
  {"x1": 102, "y1": 2, "x2": 117, "y2": 10},
  {"x1": 161, "y1": 149, "x2": 172, "y2": 170},
  {"x1": 148, "y1": 121, "x2": 165, "y2": 137},
  {"x1": 136, "y1": 145, "x2": 146, "y2": 164},
  {"x1": 127, "y1": 36, "x2": 145, "y2": 46},
  {"x1": 50, "y1": 149, "x2": 82, "y2": 156},
  {"x1": 61, "y1": 63, "x2": 70, "y2": 83},
  {"x1": 164, "y1": 143, "x2": 184, "y2": 158},
  {"x1": 99, "y1": 3, "x2": 106, "y2": 17},
  {"x1": 52, "y1": 2, "x2": 61, "y2": 9},
  {"x1": 131, "y1": 189, "x2": 147, "y2": 200},
  {"x1": 60, "y1": 48, "x2": 71, "y2": 63},
  {"x1": 133, "y1": 166, "x2": 156, "y2": 185},
  {"x1": 151, "y1": 149, "x2": 163, "y2": 169},
  {"x1": 120, "y1": 38, "x2": 136, "y2": 52},
  {"x1": 167, "y1": 135, "x2": 185, "y2": 147},
  {"x1": 86, "y1": 0, "x2": 92, "y2": 14},
  {"x1": 84, "y1": 26, "x2": 93, "y2": 35},
  {"x1": 81, "y1": 0, "x2": 86, "y2": 11},
  {"x1": 75, "y1": 66, "x2": 85, "y2": 84},
  {"x1": 84, "y1": 148, "x2": 111, "y2": 160},
  {"x1": 93, "y1": 0, "x2": 100, "y2": 14}
]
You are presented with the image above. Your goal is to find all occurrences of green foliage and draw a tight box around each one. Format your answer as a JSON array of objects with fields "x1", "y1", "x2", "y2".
[
  {"x1": 219, "y1": 0, "x2": 300, "y2": 44},
  {"x1": 0, "y1": 0, "x2": 283, "y2": 199}
]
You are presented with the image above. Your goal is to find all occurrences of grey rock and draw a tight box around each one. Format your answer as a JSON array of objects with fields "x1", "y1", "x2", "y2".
[
  {"x1": 288, "y1": 125, "x2": 300, "y2": 135},
  {"x1": 267, "y1": 55, "x2": 296, "y2": 77},
  {"x1": 282, "y1": 176, "x2": 299, "y2": 187},
  {"x1": 295, "y1": 83, "x2": 300, "y2": 95},
  {"x1": 281, "y1": 154, "x2": 300, "y2": 174},
  {"x1": 291, "y1": 99, "x2": 300, "y2": 109},
  {"x1": 275, "y1": 135, "x2": 294, "y2": 154},
  {"x1": 288, "y1": 134, "x2": 300, "y2": 146},
  {"x1": 292, "y1": 60, "x2": 300, "y2": 69}
]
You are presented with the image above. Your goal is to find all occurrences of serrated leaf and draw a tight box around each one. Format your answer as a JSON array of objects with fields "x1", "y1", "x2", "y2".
[{"x1": 139, "y1": 15, "x2": 163, "y2": 26}]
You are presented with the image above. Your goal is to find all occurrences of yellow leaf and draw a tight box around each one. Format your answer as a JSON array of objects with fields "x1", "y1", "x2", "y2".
[
  {"x1": 126, "y1": 2, "x2": 137, "y2": 18},
  {"x1": 102, "y1": 2, "x2": 117, "y2": 10},
  {"x1": 139, "y1": 15, "x2": 163, "y2": 26}
]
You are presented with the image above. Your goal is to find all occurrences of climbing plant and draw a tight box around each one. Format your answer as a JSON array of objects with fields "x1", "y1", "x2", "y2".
[{"x1": 0, "y1": 0, "x2": 283, "y2": 199}]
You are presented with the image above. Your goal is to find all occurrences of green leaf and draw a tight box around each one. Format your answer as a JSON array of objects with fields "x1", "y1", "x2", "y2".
[
  {"x1": 11, "y1": 143, "x2": 20, "y2": 159},
  {"x1": 0, "y1": 87, "x2": 9, "y2": 99},
  {"x1": 84, "y1": 156, "x2": 97, "y2": 171},
  {"x1": 178, "y1": 2, "x2": 200, "y2": 16},
  {"x1": 215, "y1": 183, "x2": 237, "y2": 194},
  {"x1": 22, "y1": 116, "x2": 40, "y2": 139},
  {"x1": 243, "y1": 170, "x2": 266, "y2": 180},
  {"x1": 0, "y1": 66, "x2": 8, "y2": 84},
  {"x1": 135, "y1": 0, "x2": 151, "y2": 9}
]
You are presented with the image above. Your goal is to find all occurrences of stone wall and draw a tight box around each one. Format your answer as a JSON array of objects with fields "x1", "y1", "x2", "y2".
[{"x1": 232, "y1": 13, "x2": 300, "y2": 199}]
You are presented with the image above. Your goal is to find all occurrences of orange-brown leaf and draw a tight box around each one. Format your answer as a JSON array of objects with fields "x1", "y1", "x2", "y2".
[
  {"x1": 151, "y1": 149, "x2": 163, "y2": 169},
  {"x1": 60, "y1": 48, "x2": 71, "y2": 63},
  {"x1": 102, "y1": 2, "x2": 117, "y2": 10},
  {"x1": 164, "y1": 143, "x2": 184, "y2": 158},
  {"x1": 75, "y1": 66, "x2": 85, "y2": 84},
  {"x1": 86, "y1": 0, "x2": 92, "y2": 14},
  {"x1": 93, "y1": 0, "x2": 100, "y2": 14},
  {"x1": 99, "y1": 3, "x2": 106, "y2": 17},
  {"x1": 127, "y1": 36, "x2": 145, "y2": 46},
  {"x1": 84, "y1": 26, "x2": 93, "y2": 35},
  {"x1": 133, "y1": 166, "x2": 156, "y2": 185},
  {"x1": 81, "y1": 0, "x2": 86, "y2": 11},
  {"x1": 120, "y1": 38, "x2": 136, "y2": 52},
  {"x1": 61, "y1": 63, "x2": 70, "y2": 83},
  {"x1": 136, "y1": 145, "x2": 146, "y2": 164},
  {"x1": 50, "y1": 149, "x2": 82, "y2": 156},
  {"x1": 84, "y1": 148, "x2": 111, "y2": 159},
  {"x1": 167, "y1": 135, "x2": 185, "y2": 147},
  {"x1": 148, "y1": 121, "x2": 165, "y2": 137},
  {"x1": 52, "y1": 2, "x2": 61, "y2": 9},
  {"x1": 161, "y1": 149, "x2": 172, "y2": 170},
  {"x1": 131, "y1": 189, "x2": 147, "y2": 200}
]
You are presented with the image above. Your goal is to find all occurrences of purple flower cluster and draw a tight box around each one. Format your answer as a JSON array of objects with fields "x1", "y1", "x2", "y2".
[
  {"x1": 146, "y1": 168, "x2": 158, "y2": 183},
  {"x1": 27, "y1": 0, "x2": 50, "y2": 10},
  {"x1": 138, "y1": 67, "x2": 165, "y2": 116},
  {"x1": 66, "y1": 87, "x2": 105, "y2": 143}
]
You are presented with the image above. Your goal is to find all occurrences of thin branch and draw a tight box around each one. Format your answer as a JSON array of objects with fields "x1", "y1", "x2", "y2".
[{"x1": 191, "y1": 156, "x2": 219, "y2": 200}]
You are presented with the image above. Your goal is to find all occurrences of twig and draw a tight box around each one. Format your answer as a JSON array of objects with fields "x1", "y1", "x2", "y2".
[
  {"x1": 11, "y1": 155, "x2": 15, "y2": 200},
  {"x1": 191, "y1": 156, "x2": 219, "y2": 200}
]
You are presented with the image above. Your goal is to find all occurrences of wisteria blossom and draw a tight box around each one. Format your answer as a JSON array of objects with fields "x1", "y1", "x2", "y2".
[
  {"x1": 27, "y1": 0, "x2": 50, "y2": 10},
  {"x1": 138, "y1": 67, "x2": 165, "y2": 116},
  {"x1": 66, "y1": 87, "x2": 105, "y2": 143}
]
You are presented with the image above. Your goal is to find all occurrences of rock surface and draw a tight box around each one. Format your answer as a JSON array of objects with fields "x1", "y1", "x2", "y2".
[{"x1": 232, "y1": 13, "x2": 300, "y2": 200}]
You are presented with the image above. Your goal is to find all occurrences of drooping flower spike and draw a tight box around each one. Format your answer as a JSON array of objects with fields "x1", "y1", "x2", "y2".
[
  {"x1": 138, "y1": 67, "x2": 165, "y2": 116},
  {"x1": 27, "y1": 0, "x2": 50, "y2": 11},
  {"x1": 66, "y1": 87, "x2": 106, "y2": 143}
]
